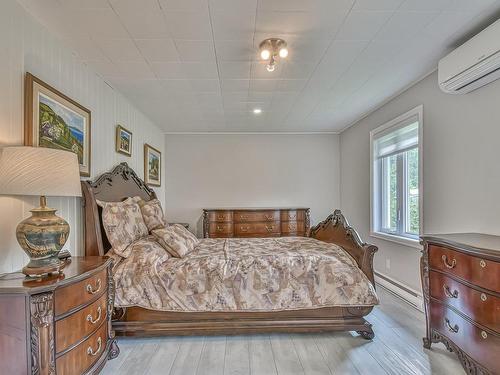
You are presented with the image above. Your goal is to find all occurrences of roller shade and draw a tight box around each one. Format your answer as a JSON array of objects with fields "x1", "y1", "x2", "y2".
[{"x1": 373, "y1": 116, "x2": 419, "y2": 159}]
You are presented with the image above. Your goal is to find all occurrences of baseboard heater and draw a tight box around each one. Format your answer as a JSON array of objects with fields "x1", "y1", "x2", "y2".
[{"x1": 374, "y1": 271, "x2": 424, "y2": 312}]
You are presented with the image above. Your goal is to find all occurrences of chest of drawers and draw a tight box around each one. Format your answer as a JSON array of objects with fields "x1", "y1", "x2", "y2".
[
  {"x1": 421, "y1": 234, "x2": 500, "y2": 375},
  {"x1": 0, "y1": 256, "x2": 118, "y2": 375},
  {"x1": 203, "y1": 208, "x2": 310, "y2": 238}
]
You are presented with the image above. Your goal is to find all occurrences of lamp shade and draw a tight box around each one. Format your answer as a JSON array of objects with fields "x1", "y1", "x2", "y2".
[{"x1": 0, "y1": 146, "x2": 82, "y2": 197}]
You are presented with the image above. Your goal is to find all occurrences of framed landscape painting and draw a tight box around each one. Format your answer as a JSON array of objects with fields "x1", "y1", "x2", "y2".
[
  {"x1": 144, "y1": 144, "x2": 161, "y2": 186},
  {"x1": 116, "y1": 125, "x2": 132, "y2": 156},
  {"x1": 24, "y1": 72, "x2": 91, "y2": 177}
]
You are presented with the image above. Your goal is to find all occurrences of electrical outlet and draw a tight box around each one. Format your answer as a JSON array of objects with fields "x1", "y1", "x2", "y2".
[{"x1": 385, "y1": 258, "x2": 391, "y2": 270}]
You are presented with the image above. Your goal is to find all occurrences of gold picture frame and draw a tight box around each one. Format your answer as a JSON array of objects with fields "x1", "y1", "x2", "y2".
[
  {"x1": 24, "y1": 72, "x2": 91, "y2": 177},
  {"x1": 144, "y1": 144, "x2": 161, "y2": 186},
  {"x1": 116, "y1": 125, "x2": 132, "y2": 156}
]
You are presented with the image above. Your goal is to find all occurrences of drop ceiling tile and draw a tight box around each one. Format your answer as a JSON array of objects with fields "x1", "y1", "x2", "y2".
[
  {"x1": 159, "y1": 0, "x2": 208, "y2": 11},
  {"x1": 219, "y1": 62, "x2": 251, "y2": 79},
  {"x1": 182, "y1": 63, "x2": 219, "y2": 79},
  {"x1": 215, "y1": 40, "x2": 256, "y2": 61},
  {"x1": 276, "y1": 79, "x2": 307, "y2": 91},
  {"x1": 451, "y1": 0, "x2": 500, "y2": 11},
  {"x1": 163, "y1": 11, "x2": 213, "y2": 40},
  {"x1": 114, "y1": 9, "x2": 170, "y2": 38},
  {"x1": 109, "y1": 0, "x2": 161, "y2": 11},
  {"x1": 423, "y1": 11, "x2": 478, "y2": 42},
  {"x1": 175, "y1": 40, "x2": 216, "y2": 62},
  {"x1": 221, "y1": 79, "x2": 250, "y2": 92},
  {"x1": 113, "y1": 61, "x2": 156, "y2": 79},
  {"x1": 86, "y1": 61, "x2": 123, "y2": 78},
  {"x1": 151, "y1": 62, "x2": 186, "y2": 78},
  {"x1": 66, "y1": 36, "x2": 109, "y2": 62},
  {"x1": 286, "y1": 39, "x2": 330, "y2": 62},
  {"x1": 280, "y1": 62, "x2": 316, "y2": 79},
  {"x1": 399, "y1": 0, "x2": 454, "y2": 11},
  {"x1": 211, "y1": 11, "x2": 256, "y2": 40},
  {"x1": 335, "y1": 10, "x2": 393, "y2": 40},
  {"x1": 255, "y1": 10, "x2": 348, "y2": 39},
  {"x1": 93, "y1": 38, "x2": 143, "y2": 62},
  {"x1": 76, "y1": 9, "x2": 130, "y2": 38},
  {"x1": 375, "y1": 10, "x2": 439, "y2": 41},
  {"x1": 59, "y1": 0, "x2": 110, "y2": 9},
  {"x1": 208, "y1": 0, "x2": 258, "y2": 12},
  {"x1": 159, "y1": 79, "x2": 193, "y2": 92},
  {"x1": 258, "y1": 0, "x2": 354, "y2": 11},
  {"x1": 249, "y1": 79, "x2": 279, "y2": 92},
  {"x1": 189, "y1": 79, "x2": 220, "y2": 92},
  {"x1": 353, "y1": 0, "x2": 403, "y2": 10},
  {"x1": 248, "y1": 91, "x2": 274, "y2": 101},
  {"x1": 136, "y1": 39, "x2": 180, "y2": 62}
]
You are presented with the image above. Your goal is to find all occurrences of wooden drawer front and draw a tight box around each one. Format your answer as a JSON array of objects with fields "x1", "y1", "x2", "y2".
[
  {"x1": 430, "y1": 302, "x2": 500, "y2": 373},
  {"x1": 207, "y1": 211, "x2": 233, "y2": 222},
  {"x1": 429, "y1": 245, "x2": 500, "y2": 291},
  {"x1": 280, "y1": 210, "x2": 305, "y2": 221},
  {"x1": 234, "y1": 210, "x2": 280, "y2": 223},
  {"x1": 208, "y1": 223, "x2": 233, "y2": 237},
  {"x1": 56, "y1": 321, "x2": 107, "y2": 375},
  {"x1": 55, "y1": 292, "x2": 108, "y2": 353},
  {"x1": 430, "y1": 271, "x2": 499, "y2": 331},
  {"x1": 281, "y1": 221, "x2": 305, "y2": 234},
  {"x1": 55, "y1": 268, "x2": 107, "y2": 316},
  {"x1": 234, "y1": 222, "x2": 280, "y2": 236}
]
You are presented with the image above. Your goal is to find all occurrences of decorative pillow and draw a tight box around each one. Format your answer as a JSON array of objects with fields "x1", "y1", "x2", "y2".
[
  {"x1": 97, "y1": 199, "x2": 149, "y2": 258},
  {"x1": 138, "y1": 198, "x2": 167, "y2": 231},
  {"x1": 152, "y1": 224, "x2": 199, "y2": 258}
]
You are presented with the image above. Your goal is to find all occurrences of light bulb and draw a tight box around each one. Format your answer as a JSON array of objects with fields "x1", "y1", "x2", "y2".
[
  {"x1": 279, "y1": 47, "x2": 288, "y2": 58},
  {"x1": 253, "y1": 108, "x2": 262, "y2": 114},
  {"x1": 266, "y1": 64, "x2": 275, "y2": 72},
  {"x1": 260, "y1": 49, "x2": 270, "y2": 60}
]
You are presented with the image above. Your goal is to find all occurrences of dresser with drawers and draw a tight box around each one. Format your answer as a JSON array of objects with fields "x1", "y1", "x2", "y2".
[
  {"x1": 420, "y1": 234, "x2": 500, "y2": 375},
  {"x1": 203, "y1": 208, "x2": 310, "y2": 238},
  {"x1": 0, "y1": 256, "x2": 118, "y2": 375}
]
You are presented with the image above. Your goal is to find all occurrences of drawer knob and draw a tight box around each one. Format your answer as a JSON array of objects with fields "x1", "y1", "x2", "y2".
[
  {"x1": 443, "y1": 285, "x2": 458, "y2": 299},
  {"x1": 216, "y1": 226, "x2": 224, "y2": 232},
  {"x1": 441, "y1": 255, "x2": 456, "y2": 269},
  {"x1": 481, "y1": 331, "x2": 488, "y2": 339},
  {"x1": 86, "y1": 279, "x2": 102, "y2": 295},
  {"x1": 444, "y1": 318, "x2": 459, "y2": 333},
  {"x1": 87, "y1": 337, "x2": 102, "y2": 357},
  {"x1": 86, "y1": 306, "x2": 102, "y2": 325},
  {"x1": 480, "y1": 293, "x2": 487, "y2": 302},
  {"x1": 479, "y1": 259, "x2": 486, "y2": 268}
]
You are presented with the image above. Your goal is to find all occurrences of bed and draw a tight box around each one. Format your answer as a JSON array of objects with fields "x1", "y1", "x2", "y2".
[{"x1": 82, "y1": 162, "x2": 378, "y2": 339}]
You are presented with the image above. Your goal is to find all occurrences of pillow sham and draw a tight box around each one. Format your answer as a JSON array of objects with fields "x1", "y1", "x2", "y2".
[
  {"x1": 152, "y1": 224, "x2": 199, "y2": 258},
  {"x1": 138, "y1": 198, "x2": 167, "y2": 231},
  {"x1": 97, "y1": 199, "x2": 149, "y2": 258}
]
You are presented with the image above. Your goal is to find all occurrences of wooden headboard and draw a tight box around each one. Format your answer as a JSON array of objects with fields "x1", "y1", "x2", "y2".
[
  {"x1": 309, "y1": 210, "x2": 378, "y2": 286},
  {"x1": 82, "y1": 162, "x2": 156, "y2": 256}
]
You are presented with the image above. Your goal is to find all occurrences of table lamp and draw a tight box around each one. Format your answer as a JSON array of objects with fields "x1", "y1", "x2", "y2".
[{"x1": 0, "y1": 146, "x2": 82, "y2": 276}]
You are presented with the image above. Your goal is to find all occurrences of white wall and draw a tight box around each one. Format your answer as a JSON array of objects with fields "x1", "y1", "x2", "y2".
[
  {"x1": 0, "y1": 0, "x2": 165, "y2": 273},
  {"x1": 164, "y1": 134, "x2": 340, "y2": 236},
  {"x1": 340, "y1": 70, "x2": 500, "y2": 291}
]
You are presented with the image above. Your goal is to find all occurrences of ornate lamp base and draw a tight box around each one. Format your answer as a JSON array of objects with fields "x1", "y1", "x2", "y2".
[{"x1": 22, "y1": 255, "x2": 69, "y2": 277}]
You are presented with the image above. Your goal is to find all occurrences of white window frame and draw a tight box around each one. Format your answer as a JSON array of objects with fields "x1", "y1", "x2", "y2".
[{"x1": 370, "y1": 105, "x2": 423, "y2": 249}]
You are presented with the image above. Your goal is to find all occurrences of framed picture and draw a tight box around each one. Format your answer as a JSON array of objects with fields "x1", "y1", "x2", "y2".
[
  {"x1": 116, "y1": 125, "x2": 132, "y2": 156},
  {"x1": 144, "y1": 144, "x2": 161, "y2": 186},
  {"x1": 24, "y1": 72, "x2": 91, "y2": 177}
]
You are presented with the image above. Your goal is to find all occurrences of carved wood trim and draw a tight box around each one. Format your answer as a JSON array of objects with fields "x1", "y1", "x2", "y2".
[
  {"x1": 420, "y1": 240, "x2": 432, "y2": 349},
  {"x1": 30, "y1": 293, "x2": 55, "y2": 375},
  {"x1": 203, "y1": 210, "x2": 210, "y2": 238}
]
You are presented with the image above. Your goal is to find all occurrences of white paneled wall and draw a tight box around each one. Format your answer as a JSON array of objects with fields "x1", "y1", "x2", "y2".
[{"x1": 0, "y1": 0, "x2": 165, "y2": 273}]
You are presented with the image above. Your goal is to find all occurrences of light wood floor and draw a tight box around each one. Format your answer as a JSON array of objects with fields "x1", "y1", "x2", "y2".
[{"x1": 101, "y1": 287, "x2": 465, "y2": 375}]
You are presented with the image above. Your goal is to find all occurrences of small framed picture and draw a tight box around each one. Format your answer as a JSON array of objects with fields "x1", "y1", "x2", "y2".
[
  {"x1": 116, "y1": 125, "x2": 132, "y2": 156},
  {"x1": 24, "y1": 72, "x2": 91, "y2": 176},
  {"x1": 144, "y1": 144, "x2": 161, "y2": 186}
]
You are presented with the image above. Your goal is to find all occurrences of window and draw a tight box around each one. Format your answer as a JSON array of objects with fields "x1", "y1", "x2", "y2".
[{"x1": 370, "y1": 106, "x2": 422, "y2": 247}]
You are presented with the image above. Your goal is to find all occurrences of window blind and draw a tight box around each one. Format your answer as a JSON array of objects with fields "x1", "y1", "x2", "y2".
[{"x1": 373, "y1": 116, "x2": 419, "y2": 159}]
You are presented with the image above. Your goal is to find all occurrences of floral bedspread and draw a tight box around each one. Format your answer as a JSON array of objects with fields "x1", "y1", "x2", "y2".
[{"x1": 109, "y1": 237, "x2": 378, "y2": 312}]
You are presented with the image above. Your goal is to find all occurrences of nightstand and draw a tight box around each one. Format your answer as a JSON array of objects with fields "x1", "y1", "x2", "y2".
[{"x1": 0, "y1": 256, "x2": 118, "y2": 375}]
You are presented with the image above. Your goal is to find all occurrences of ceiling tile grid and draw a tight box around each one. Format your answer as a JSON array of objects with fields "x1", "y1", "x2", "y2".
[{"x1": 18, "y1": 0, "x2": 500, "y2": 132}]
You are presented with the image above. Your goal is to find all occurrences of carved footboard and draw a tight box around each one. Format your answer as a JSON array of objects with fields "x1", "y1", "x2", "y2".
[{"x1": 309, "y1": 209, "x2": 378, "y2": 287}]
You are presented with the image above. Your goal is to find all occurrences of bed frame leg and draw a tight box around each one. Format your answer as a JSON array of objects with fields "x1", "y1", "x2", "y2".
[{"x1": 357, "y1": 324, "x2": 375, "y2": 340}]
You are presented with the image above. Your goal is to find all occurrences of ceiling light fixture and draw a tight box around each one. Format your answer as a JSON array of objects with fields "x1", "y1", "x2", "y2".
[
  {"x1": 259, "y1": 38, "x2": 288, "y2": 73},
  {"x1": 253, "y1": 108, "x2": 262, "y2": 114}
]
